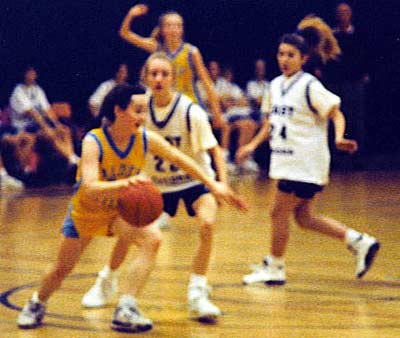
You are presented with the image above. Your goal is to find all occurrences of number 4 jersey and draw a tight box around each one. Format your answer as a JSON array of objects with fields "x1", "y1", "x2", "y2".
[
  {"x1": 145, "y1": 93, "x2": 217, "y2": 192},
  {"x1": 265, "y1": 71, "x2": 341, "y2": 186}
]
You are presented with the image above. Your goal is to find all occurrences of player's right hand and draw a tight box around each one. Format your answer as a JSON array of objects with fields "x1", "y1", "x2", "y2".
[
  {"x1": 129, "y1": 4, "x2": 148, "y2": 17},
  {"x1": 126, "y1": 175, "x2": 151, "y2": 186},
  {"x1": 211, "y1": 182, "x2": 249, "y2": 212}
]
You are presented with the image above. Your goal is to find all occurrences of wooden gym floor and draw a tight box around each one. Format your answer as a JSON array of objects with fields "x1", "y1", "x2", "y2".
[{"x1": 0, "y1": 171, "x2": 399, "y2": 337}]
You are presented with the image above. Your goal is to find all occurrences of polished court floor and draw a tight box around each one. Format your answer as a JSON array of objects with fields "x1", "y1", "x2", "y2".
[{"x1": 0, "y1": 171, "x2": 399, "y2": 337}]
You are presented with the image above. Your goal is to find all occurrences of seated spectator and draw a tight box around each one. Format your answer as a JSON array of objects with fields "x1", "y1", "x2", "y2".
[
  {"x1": 9, "y1": 66, "x2": 59, "y2": 133},
  {"x1": 197, "y1": 60, "x2": 226, "y2": 114},
  {"x1": 324, "y1": 2, "x2": 370, "y2": 168},
  {"x1": 0, "y1": 107, "x2": 24, "y2": 190},
  {"x1": 246, "y1": 59, "x2": 269, "y2": 120},
  {"x1": 246, "y1": 59, "x2": 272, "y2": 176},
  {"x1": 218, "y1": 67, "x2": 258, "y2": 174},
  {"x1": 196, "y1": 60, "x2": 231, "y2": 159},
  {"x1": 88, "y1": 63, "x2": 129, "y2": 119},
  {"x1": 0, "y1": 108, "x2": 79, "y2": 188}
]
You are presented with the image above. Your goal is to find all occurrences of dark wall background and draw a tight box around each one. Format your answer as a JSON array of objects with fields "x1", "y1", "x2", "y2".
[{"x1": 1, "y1": 0, "x2": 399, "y2": 155}]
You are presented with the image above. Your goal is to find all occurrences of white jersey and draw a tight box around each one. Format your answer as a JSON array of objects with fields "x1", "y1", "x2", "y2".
[
  {"x1": 267, "y1": 71, "x2": 340, "y2": 185},
  {"x1": 88, "y1": 79, "x2": 116, "y2": 117},
  {"x1": 10, "y1": 83, "x2": 51, "y2": 130},
  {"x1": 145, "y1": 93, "x2": 217, "y2": 192}
]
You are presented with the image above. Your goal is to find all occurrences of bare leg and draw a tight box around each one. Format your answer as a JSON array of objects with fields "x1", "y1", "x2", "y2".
[
  {"x1": 109, "y1": 237, "x2": 131, "y2": 271},
  {"x1": 38, "y1": 236, "x2": 92, "y2": 302},
  {"x1": 114, "y1": 219, "x2": 162, "y2": 297},
  {"x1": 294, "y1": 198, "x2": 347, "y2": 240},
  {"x1": 191, "y1": 193, "x2": 218, "y2": 275},
  {"x1": 269, "y1": 189, "x2": 302, "y2": 257}
]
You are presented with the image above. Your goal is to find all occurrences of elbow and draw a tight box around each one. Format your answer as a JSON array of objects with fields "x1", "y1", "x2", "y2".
[{"x1": 119, "y1": 27, "x2": 127, "y2": 39}]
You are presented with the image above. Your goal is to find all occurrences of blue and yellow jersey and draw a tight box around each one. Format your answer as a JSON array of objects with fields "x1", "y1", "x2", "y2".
[
  {"x1": 66, "y1": 126, "x2": 147, "y2": 237},
  {"x1": 158, "y1": 42, "x2": 203, "y2": 107}
]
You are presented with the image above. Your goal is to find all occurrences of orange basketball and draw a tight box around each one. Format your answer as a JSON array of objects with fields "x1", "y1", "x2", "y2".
[{"x1": 118, "y1": 181, "x2": 163, "y2": 227}]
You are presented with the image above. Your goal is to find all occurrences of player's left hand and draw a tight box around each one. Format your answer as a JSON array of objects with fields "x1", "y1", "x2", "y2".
[
  {"x1": 335, "y1": 138, "x2": 358, "y2": 153},
  {"x1": 211, "y1": 182, "x2": 249, "y2": 211}
]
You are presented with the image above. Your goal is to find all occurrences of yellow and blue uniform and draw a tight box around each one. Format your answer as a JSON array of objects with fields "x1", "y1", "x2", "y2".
[
  {"x1": 158, "y1": 42, "x2": 204, "y2": 107},
  {"x1": 62, "y1": 126, "x2": 147, "y2": 238}
]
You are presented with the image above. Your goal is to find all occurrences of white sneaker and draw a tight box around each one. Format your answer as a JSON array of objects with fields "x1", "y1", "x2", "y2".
[
  {"x1": 82, "y1": 267, "x2": 118, "y2": 308},
  {"x1": 188, "y1": 285, "x2": 221, "y2": 323},
  {"x1": 154, "y1": 211, "x2": 171, "y2": 229},
  {"x1": 111, "y1": 296, "x2": 152, "y2": 333},
  {"x1": 17, "y1": 292, "x2": 46, "y2": 329},
  {"x1": 243, "y1": 258, "x2": 286, "y2": 285},
  {"x1": 0, "y1": 172, "x2": 24, "y2": 190},
  {"x1": 348, "y1": 233, "x2": 380, "y2": 278}
]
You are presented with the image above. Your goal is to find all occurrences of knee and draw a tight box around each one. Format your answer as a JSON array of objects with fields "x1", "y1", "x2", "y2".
[
  {"x1": 269, "y1": 205, "x2": 283, "y2": 222},
  {"x1": 199, "y1": 220, "x2": 215, "y2": 241},
  {"x1": 144, "y1": 228, "x2": 162, "y2": 252},
  {"x1": 294, "y1": 208, "x2": 311, "y2": 228}
]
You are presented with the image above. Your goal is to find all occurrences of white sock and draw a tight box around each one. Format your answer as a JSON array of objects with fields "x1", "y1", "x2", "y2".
[
  {"x1": 32, "y1": 291, "x2": 45, "y2": 304},
  {"x1": 188, "y1": 274, "x2": 208, "y2": 300},
  {"x1": 265, "y1": 255, "x2": 285, "y2": 267},
  {"x1": 189, "y1": 273, "x2": 207, "y2": 288},
  {"x1": 345, "y1": 229, "x2": 362, "y2": 245},
  {"x1": 119, "y1": 294, "x2": 137, "y2": 308},
  {"x1": 0, "y1": 168, "x2": 7, "y2": 176},
  {"x1": 99, "y1": 265, "x2": 119, "y2": 278}
]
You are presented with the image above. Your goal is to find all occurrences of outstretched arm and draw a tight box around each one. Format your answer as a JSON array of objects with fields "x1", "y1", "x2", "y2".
[
  {"x1": 119, "y1": 4, "x2": 158, "y2": 53},
  {"x1": 147, "y1": 130, "x2": 248, "y2": 211},
  {"x1": 208, "y1": 145, "x2": 227, "y2": 184}
]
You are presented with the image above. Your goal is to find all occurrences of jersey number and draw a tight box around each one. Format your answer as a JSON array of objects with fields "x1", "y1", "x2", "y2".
[
  {"x1": 270, "y1": 124, "x2": 287, "y2": 140},
  {"x1": 154, "y1": 136, "x2": 182, "y2": 172}
]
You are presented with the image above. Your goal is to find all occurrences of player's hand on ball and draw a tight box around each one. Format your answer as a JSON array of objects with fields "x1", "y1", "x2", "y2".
[
  {"x1": 211, "y1": 182, "x2": 249, "y2": 211},
  {"x1": 126, "y1": 175, "x2": 151, "y2": 187},
  {"x1": 335, "y1": 138, "x2": 358, "y2": 154}
]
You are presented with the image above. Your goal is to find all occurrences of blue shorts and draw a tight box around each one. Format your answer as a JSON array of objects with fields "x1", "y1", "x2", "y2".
[
  {"x1": 62, "y1": 206, "x2": 79, "y2": 238},
  {"x1": 62, "y1": 204, "x2": 116, "y2": 239},
  {"x1": 162, "y1": 184, "x2": 210, "y2": 217},
  {"x1": 277, "y1": 180, "x2": 324, "y2": 199}
]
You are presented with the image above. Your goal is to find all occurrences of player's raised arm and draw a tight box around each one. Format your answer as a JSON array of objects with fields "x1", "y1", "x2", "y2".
[
  {"x1": 191, "y1": 48, "x2": 224, "y2": 128},
  {"x1": 147, "y1": 130, "x2": 248, "y2": 211},
  {"x1": 119, "y1": 4, "x2": 158, "y2": 53}
]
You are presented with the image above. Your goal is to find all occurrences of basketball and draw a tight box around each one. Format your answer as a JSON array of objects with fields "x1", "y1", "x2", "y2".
[{"x1": 118, "y1": 181, "x2": 164, "y2": 227}]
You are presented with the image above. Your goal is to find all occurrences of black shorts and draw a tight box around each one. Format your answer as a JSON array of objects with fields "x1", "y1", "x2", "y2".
[
  {"x1": 277, "y1": 180, "x2": 324, "y2": 199},
  {"x1": 162, "y1": 184, "x2": 210, "y2": 217}
]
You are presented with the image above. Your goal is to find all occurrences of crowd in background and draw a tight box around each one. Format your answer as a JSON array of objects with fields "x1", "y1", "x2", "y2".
[{"x1": 0, "y1": 2, "x2": 369, "y2": 190}]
